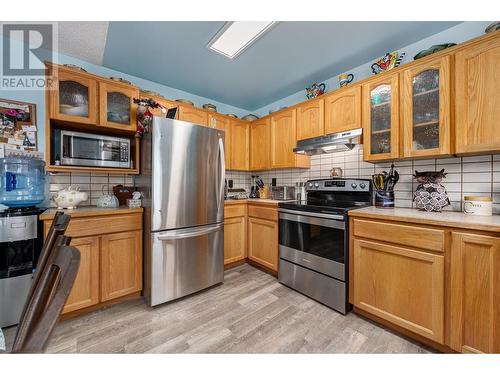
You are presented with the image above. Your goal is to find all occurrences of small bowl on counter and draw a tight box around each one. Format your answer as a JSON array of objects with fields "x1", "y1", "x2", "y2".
[{"x1": 464, "y1": 196, "x2": 493, "y2": 216}]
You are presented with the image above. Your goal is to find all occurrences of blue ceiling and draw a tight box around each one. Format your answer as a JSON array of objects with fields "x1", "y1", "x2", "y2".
[{"x1": 103, "y1": 21, "x2": 461, "y2": 110}]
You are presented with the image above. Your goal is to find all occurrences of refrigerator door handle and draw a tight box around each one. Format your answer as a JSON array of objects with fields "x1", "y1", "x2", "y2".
[
  {"x1": 217, "y1": 137, "x2": 226, "y2": 211},
  {"x1": 157, "y1": 223, "x2": 223, "y2": 241}
]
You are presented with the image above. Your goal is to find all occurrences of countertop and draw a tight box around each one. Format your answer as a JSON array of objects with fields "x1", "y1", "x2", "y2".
[
  {"x1": 40, "y1": 206, "x2": 144, "y2": 220},
  {"x1": 349, "y1": 206, "x2": 500, "y2": 233},
  {"x1": 224, "y1": 199, "x2": 296, "y2": 206}
]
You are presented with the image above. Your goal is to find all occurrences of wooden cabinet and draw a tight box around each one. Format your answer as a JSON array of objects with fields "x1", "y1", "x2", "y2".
[
  {"x1": 296, "y1": 98, "x2": 324, "y2": 140},
  {"x1": 209, "y1": 114, "x2": 232, "y2": 169},
  {"x1": 49, "y1": 67, "x2": 98, "y2": 125},
  {"x1": 250, "y1": 118, "x2": 271, "y2": 170},
  {"x1": 270, "y1": 108, "x2": 310, "y2": 169},
  {"x1": 230, "y1": 120, "x2": 250, "y2": 171},
  {"x1": 455, "y1": 36, "x2": 500, "y2": 154},
  {"x1": 324, "y1": 86, "x2": 361, "y2": 135},
  {"x1": 353, "y1": 238, "x2": 444, "y2": 343},
  {"x1": 450, "y1": 232, "x2": 500, "y2": 353},
  {"x1": 247, "y1": 204, "x2": 278, "y2": 272},
  {"x1": 224, "y1": 203, "x2": 247, "y2": 265},
  {"x1": 178, "y1": 105, "x2": 208, "y2": 126},
  {"x1": 100, "y1": 231, "x2": 142, "y2": 301},
  {"x1": 362, "y1": 73, "x2": 400, "y2": 161},
  {"x1": 62, "y1": 236, "x2": 100, "y2": 314},
  {"x1": 401, "y1": 55, "x2": 452, "y2": 158},
  {"x1": 98, "y1": 81, "x2": 139, "y2": 132},
  {"x1": 41, "y1": 209, "x2": 143, "y2": 316}
]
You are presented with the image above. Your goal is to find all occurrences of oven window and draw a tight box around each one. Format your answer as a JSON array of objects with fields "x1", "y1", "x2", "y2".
[
  {"x1": 279, "y1": 218, "x2": 345, "y2": 263},
  {"x1": 0, "y1": 240, "x2": 36, "y2": 278}
]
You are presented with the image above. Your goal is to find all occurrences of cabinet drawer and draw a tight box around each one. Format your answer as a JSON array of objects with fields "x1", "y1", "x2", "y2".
[
  {"x1": 247, "y1": 204, "x2": 278, "y2": 221},
  {"x1": 224, "y1": 204, "x2": 246, "y2": 219},
  {"x1": 45, "y1": 213, "x2": 142, "y2": 238},
  {"x1": 353, "y1": 219, "x2": 445, "y2": 253}
]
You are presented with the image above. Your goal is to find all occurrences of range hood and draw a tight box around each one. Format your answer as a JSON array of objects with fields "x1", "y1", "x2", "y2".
[{"x1": 294, "y1": 128, "x2": 363, "y2": 155}]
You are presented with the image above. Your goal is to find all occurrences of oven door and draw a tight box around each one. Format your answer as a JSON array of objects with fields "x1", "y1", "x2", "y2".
[{"x1": 278, "y1": 209, "x2": 346, "y2": 280}]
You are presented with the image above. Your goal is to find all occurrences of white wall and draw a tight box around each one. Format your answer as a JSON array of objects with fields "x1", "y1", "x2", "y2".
[{"x1": 254, "y1": 21, "x2": 492, "y2": 117}]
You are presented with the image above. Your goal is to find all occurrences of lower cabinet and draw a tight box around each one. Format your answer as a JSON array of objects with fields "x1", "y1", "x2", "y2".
[
  {"x1": 450, "y1": 232, "x2": 500, "y2": 353},
  {"x1": 62, "y1": 236, "x2": 100, "y2": 314},
  {"x1": 352, "y1": 239, "x2": 444, "y2": 344},
  {"x1": 42, "y1": 209, "x2": 143, "y2": 315},
  {"x1": 101, "y1": 231, "x2": 142, "y2": 301},
  {"x1": 247, "y1": 214, "x2": 278, "y2": 272}
]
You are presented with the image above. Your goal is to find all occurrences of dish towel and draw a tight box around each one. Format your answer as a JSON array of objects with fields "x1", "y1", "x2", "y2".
[{"x1": 0, "y1": 328, "x2": 5, "y2": 351}]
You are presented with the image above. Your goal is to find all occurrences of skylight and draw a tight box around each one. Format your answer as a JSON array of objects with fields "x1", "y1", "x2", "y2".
[{"x1": 207, "y1": 21, "x2": 277, "y2": 59}]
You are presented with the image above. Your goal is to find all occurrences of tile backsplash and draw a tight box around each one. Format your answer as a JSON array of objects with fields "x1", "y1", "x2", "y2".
[
  {"x1": 49, "y1": 172, "x2": 134, "y2": 207},
  {"x1": 226, "y1": 147, "x2": 500, "y2": 214}
]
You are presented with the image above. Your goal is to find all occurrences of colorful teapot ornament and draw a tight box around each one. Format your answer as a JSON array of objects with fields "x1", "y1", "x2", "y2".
[
  {"x1": 371, "y1": 51, "x2": 405, "y2": 74},
  {"x1": 305, "y1": 83, "x2": 326, "y2": 99}
]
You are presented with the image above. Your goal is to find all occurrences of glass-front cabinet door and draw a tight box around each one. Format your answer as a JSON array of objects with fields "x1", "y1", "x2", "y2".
[
  {"x1": 49, "y1": 69, "x2": 97, "y2": 124},
  {"x1": 99, "y1": 82, "x2": 139, "y2": 132},
  {"x1": 401, "y1": 55, "x2": 451, "y2": 158},
  {"x1": 362, "y1": 73, "x2": 399, "y2": 161}
]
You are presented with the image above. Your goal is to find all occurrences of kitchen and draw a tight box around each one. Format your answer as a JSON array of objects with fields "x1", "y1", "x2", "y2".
[{"x1": 0, "y1": 6, "x2": 499, "y2": 373}]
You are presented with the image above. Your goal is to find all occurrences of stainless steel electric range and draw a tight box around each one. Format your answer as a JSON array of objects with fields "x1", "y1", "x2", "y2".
[{"x1": 278, "y1": 178, "x2": 372, "y2": 314}]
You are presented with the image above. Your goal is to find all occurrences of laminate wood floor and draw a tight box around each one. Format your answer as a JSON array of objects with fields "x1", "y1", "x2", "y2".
[{"x1": 4, "y1": 264, "x2": 431, "y2": 353}]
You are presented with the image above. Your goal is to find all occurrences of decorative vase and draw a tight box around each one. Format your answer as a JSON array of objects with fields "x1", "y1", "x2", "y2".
[{"x1": 413, "y1": 169, "x2": 450, "y2": 212}]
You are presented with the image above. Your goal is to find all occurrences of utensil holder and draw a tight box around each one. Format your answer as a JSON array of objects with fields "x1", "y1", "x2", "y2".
[{"x1": 375, "y1": 190, "x2": 394, "y2": 208}]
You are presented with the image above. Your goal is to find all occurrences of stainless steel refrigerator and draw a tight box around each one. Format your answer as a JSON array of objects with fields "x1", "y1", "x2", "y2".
[{"x1": 137, "y1": 117, "x2": 225, "y2": 307}]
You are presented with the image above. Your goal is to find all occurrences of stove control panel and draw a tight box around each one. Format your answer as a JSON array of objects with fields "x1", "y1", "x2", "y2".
[{"x1": 306, "y1": 179, "x2": 371, "y2": 192}]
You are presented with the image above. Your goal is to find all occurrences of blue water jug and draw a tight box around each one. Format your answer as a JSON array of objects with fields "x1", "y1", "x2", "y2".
[{"x1": 0, "y1": 157, "x2": 47, "y2": 207}]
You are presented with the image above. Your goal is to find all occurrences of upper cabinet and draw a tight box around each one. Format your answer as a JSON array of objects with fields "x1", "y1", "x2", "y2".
[
  {"x1": 401, "y1": 55, "x2": 452, "y2": 158},
  {"x1": 98, "y1": 82, "x2": 139, "y2": 132},
  {"x1": 250, "y1": 118, "x2": 271, "y2": 170},
  {"x1": 230, "y1": 120, "x2": 250, "y2": 171},
  {"x1": 455, "y1": 36, "x2": 500, "y2": 154},
  {"x1": 324, "y1": 86, "x2": 362, "y2": 135},
  {"x1": 296, "y1": 98, "x2": 324, "y2": 140},
  {"x1": 270, "y1": 108, "x2": 310, "y2": 169},
  {"x1": 209, "y1": 114, "x2": 232, "y2": 169},
  {"x1": 49, "y1": 68, "x2": 98, "y2": 125},
  {"x1": 362, "y1": 73, "x2": 400, "y2": 161},
  {"x1": 178, "y1": 105, "x2": 208, "y2": 126}
]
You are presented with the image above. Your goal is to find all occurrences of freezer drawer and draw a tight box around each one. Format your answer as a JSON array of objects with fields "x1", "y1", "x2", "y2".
[{"x1": 150, "y1": 223, "x2": 224, "y2": 306}]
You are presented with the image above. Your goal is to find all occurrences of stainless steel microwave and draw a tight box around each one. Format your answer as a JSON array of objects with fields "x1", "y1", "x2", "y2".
[{"x1": 56, "y1": 130, "x2": 131, "y2": 168}]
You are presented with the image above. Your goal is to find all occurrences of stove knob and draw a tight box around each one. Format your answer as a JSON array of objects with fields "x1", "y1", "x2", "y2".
[
  {"x1": 308, "y1": 182, "x2": 314, "y2": 188},
  {"x1": 351, "y1": 183, "x2": 357, "y2": 189},
  {"x1": 359, "y1": 183, "x2": 366, "y2": 189},
  {"x1": 314, "y1": 183, "x2": 320, "y2": 188}
]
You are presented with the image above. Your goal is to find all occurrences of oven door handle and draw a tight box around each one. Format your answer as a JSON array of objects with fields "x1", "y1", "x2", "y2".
[
  {"x1": 279, "y1": 208, "x2": 345, "y2": 221},
  {"x1": 279, "y1": 212, "x2": 345, "y2": 230}
]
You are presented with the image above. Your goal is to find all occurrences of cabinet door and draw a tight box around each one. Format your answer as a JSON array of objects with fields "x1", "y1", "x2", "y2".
[
  {"x1": 271, "y1": 108, "x2": 297, "y2": 168},
  {"x1": 353, "y1": 239, "x2": 444, "y2": 343},
  {"x1": 100, "y1": 231, "x2": 142, "y2": 301},
  {"x1": 62, "y1": 236, "x2": 100, "y2": 314},
  {"x1": 49, "y1": 70, "x2": 97, "y2": 124},
  {"x1": 324, "y1": 85, "x2": 361, "y2": 135},
  {"x1": 455, "y1": 36, "x2": 500, "y2": 154},
  {"x1": 209, "y1": 114, "x2": 231, "y2": 169},
  {"x1": 362, "y1": 73, "x2": 400, "y2": 161},
  {"x1": 224, "y1": 216, "x2": 246, "y2": 265},
  {"x1": 401, "y1": 55, "x2": 451, "y2": 158},
  {"x1": 247, "y1": 217, "x2": 278, "y2": 272},
  {"x1": 178, "y1": 106, "x2": 208, "y2": 126},
  {"x1": 450, "y1": 233, "x2": 500, "y2": 353},
  {"x1": 297, "y1": 98, "x2": 324, "y2": 140},
  {"x1": 250, "y1": 118, "x2": 271, "y2": 170},
  {"x1": 99, "y1": 82, "x2": 138, "y2": 132},
  {"x1": 230, "y1": 120, "x2": 250, "y2": 171}
]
